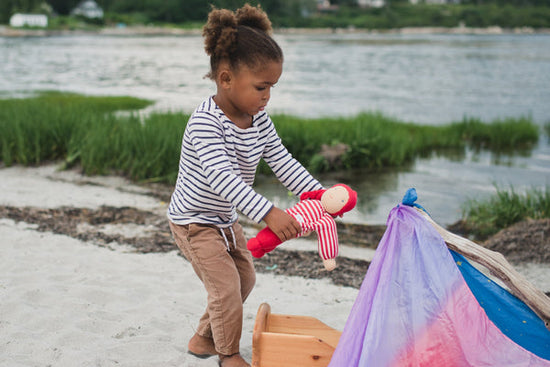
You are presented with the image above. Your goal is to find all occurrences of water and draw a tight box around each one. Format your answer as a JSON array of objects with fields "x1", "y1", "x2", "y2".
[{"x1": 1, "y1": 32, "x2": 549, "y2": 225}]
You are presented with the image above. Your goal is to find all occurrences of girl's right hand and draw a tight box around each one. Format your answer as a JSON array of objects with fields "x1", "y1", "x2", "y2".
[{"x1": 263, "y1": 206, "x2": 301, "y2": 242}]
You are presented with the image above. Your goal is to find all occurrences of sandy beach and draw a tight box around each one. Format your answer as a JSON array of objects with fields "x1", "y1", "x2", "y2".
[
  {"x1": 0, "y1": 164, "x2": 360, "y2": 367},
  {"x1": 1, "y1": 164, "x2": 548, "y2": 366}
]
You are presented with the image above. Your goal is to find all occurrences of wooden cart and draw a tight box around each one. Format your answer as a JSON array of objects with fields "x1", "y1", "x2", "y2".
[{"x1": 251, "y1": 303, "x2": 342, "y2": 367}]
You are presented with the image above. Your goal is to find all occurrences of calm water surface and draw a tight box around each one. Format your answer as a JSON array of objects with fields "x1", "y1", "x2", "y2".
[{"x1": 2, "y1": 33, "x2": 549, "y2": 225}]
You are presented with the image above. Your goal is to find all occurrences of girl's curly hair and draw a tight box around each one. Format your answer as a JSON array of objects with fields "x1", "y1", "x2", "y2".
[{"x1": 202, "y1": 4, "x2": 283, "y2": 80}]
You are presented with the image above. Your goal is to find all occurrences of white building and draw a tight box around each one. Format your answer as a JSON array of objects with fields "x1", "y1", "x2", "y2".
[
  {"x1": 358, "y1": 0, "x2": 386, "y2": 8},
  {"x1": 71, "y1": 0, "x2": 104, "y2": 19},
  {"x1": 9, "y1": 13, "x2": 48, "y2": 28},
  {"x1": 410, "y1": 0, "x2": 461, "y2": 3}
]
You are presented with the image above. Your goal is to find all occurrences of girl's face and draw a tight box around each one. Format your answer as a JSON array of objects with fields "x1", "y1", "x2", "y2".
[{"x1": 220, "y1": 61, "x2": 283, "y2": 123}]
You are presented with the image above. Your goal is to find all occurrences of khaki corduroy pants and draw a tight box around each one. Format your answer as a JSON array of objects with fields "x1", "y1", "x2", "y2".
[{"x1": 169, "y1": 221, "x2": 256, "y2": 356}]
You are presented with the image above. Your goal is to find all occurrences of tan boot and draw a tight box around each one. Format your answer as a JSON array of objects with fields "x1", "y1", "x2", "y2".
[
  {"x1": 187, "y1": 333, "x2": 217, "y2": 359},
  {"x1": 218, "y1": 353, "x2": 251, "y2": 367}
]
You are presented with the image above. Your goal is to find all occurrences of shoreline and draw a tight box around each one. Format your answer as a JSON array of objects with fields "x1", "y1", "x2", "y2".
[
  {"x1": 1, "y1": 24, "x2": 550, "y2": 37},
  {"x1": 1, "y1": 163, "x2": 548, "y2": 293}
]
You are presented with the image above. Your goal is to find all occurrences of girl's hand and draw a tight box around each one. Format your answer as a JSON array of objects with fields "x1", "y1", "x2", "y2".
[{"x1": 263, "y1": 206, "x2": 301, "y2": 242}]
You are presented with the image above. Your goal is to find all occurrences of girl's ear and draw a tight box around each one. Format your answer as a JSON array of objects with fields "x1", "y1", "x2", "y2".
[{"x1": 219, "y1": 69, "x2": 232, "y2": 88}]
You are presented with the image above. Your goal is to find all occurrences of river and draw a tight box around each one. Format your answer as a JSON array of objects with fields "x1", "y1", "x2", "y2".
[{"x1": 1, "y1": 31, "x2": 549, "y2": 225}]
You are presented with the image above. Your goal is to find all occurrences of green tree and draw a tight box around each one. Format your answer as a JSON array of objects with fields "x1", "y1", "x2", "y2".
[
  {"x1": 1, "y1": 0, "x2": 44, "y2": 23},
  {"x1": 105, "y1": 0, "x2": 210, "y2": 23},
  {"x1": 331, "y1": 0, "x2": 358, "y2": 6},
  {"x1": 47, "y1": 0, "x2": 81, "y2": 15},
  {"x1": 0, "y1": 1, "x2": 11, "y2": 23}
]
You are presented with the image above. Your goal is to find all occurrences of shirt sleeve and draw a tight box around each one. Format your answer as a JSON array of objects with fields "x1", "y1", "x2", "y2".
[{"x1": 260, "y1": 116, "x2": 324, "y2": 196}]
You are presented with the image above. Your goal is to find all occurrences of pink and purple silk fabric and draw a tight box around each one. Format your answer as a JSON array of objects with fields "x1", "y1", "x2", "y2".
[{"x1": 329, "y1": 197, "x2": 550, "y2": 366}]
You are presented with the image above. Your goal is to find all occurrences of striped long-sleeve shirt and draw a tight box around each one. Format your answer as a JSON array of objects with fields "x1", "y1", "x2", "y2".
[
  {"x1": 286, "y1": 199, "x2": 339, "y2": 261},
  {"x1": 167, "y1": 96, "x2": 323, "y2": 227}
]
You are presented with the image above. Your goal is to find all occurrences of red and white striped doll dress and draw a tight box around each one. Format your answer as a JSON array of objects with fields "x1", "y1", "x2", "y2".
[{"x1": 286, "y1": 199, "x2": 339, "y2": 268}]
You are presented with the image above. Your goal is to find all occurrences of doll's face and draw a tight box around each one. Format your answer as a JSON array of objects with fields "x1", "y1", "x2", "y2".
[{"x1": 321, "y1": 186, "x2": 349, "y2": 214}]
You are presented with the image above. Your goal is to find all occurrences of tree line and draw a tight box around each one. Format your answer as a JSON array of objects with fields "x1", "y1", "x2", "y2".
[
  {"x1": 2, "y1": 0, "x2": 550, "y2": 27},
  {"x1": 3, "y1": 0, "x2": 314, "y2": 24}
]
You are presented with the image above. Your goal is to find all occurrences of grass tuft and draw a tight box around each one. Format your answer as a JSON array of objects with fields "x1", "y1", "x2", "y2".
[{"x1": 461, "y1": 186, "x2": 550, "y2": 239}]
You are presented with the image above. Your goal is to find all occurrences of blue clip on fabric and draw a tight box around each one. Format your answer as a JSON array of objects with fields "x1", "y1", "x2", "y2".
[{"x1": 400, "y1": 188, "x2": 428, "y2": 214}]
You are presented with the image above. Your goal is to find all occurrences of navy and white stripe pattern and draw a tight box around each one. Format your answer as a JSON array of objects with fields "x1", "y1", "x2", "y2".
[{"x1": 168, "y1": 96, "x2": 323, "y2": 227}]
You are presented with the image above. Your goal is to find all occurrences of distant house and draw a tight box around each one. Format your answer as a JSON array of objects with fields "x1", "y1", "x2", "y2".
[
  {"x1": 9, "y1": 13, "x2": 48, "y2": 28},
  {"x1": 71, "y1": 0, "x2": 104, "y2": 19},
  {"x1": 317, "y1": 0, "x2": 339, "y2": 12},
  {"x1": 410, "y1": 0, "x2": 461, "y2": 4},
  {"x1": 358, "y1": 0, "x2": 386, "y2": 8}
]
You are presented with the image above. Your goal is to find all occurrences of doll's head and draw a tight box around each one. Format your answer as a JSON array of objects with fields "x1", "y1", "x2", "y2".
[{"x1": 321, "y1": 184, "x2": 357, "y2": 216}]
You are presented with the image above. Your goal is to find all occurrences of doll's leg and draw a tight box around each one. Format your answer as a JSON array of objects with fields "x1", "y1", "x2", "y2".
[{"x1": 246, "y1": 227, "x2": 282, "y2": 258}]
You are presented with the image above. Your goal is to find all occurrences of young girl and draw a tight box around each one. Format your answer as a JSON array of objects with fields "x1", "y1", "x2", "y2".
[{"x1": 167, "y1": 4, "x2": 324, "y2": 367}]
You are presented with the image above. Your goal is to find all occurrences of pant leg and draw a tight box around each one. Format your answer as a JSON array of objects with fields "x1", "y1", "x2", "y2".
[
  {"x1": 227, "y1": 221, "x2": 256, "y2": 304},
  {"x1": 169, "y1": 221, "x2": 255, "y2": 356},
  {"x1": 169, "y1": 222, "x2": 214, "y2": 339}
]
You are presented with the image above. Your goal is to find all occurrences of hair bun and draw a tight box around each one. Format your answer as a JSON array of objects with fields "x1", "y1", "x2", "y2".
[
  {"x1": 236, "y1": 4, "x2": 272, "y2": 34},
  {"x1": 203, "y1": 8, "x2": 237, "y2": 57},
  {"x1": 202, "y1": 4, "x2": 281, "y2": 80}
]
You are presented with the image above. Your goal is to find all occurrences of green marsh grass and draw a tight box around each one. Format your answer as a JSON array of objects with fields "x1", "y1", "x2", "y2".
[
  {"x1": 73, "y1": 111, "x2": 184, "y2": 183},
  {"x1": 0, "y1": 93, "x2": 541, "y2": 186},
  {"x1": 461, "y1": 186, "x2": 550, "y2": 240},
  {"x1": 268, "y1": 113, "x2": 539, "y2": 174}
]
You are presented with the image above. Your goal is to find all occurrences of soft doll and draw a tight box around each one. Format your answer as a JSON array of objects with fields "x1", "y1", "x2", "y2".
[{"x1": 247, "y1": 184, "x2": 357, "y2": 271}]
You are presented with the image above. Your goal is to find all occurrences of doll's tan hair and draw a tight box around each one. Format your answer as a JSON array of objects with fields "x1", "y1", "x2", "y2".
[{"x1": 202, "y1": 4, "x2": 283, "y2": 80}]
